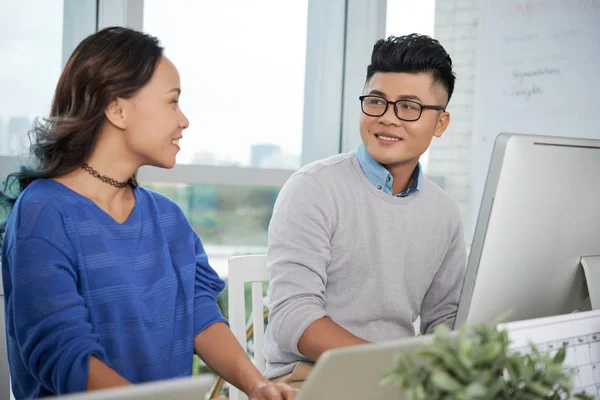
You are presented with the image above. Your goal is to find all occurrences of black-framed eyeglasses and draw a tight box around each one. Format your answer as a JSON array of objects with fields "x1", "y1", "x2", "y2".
[{"x1": 359, "y1": 95, "x2": 446, "y2": 122}]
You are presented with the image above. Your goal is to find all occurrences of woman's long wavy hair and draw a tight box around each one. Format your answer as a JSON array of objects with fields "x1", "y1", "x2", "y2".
[{"x1": 0, "y1": 26, "x2": 164, "y2": 238}]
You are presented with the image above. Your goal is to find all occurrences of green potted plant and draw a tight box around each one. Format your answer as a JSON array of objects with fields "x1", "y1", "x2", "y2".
[{"x1": 381, "y1": 323, "x2": 593, "y2": 399}]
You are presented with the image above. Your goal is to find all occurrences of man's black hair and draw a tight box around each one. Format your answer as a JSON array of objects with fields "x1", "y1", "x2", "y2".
[{"x1": 366, "y1": 34, "x2": 456, "y2": 103}]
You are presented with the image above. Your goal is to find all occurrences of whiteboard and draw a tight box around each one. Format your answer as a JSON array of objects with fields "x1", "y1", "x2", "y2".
[{"x1": 471, "y1": 0, "x2": 600, "y2": 222}]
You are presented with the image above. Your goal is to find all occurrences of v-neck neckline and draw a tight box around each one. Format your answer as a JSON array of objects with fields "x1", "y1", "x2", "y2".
[{"x1": 46, "y1": 179, "x2": 140, "y2": 226}]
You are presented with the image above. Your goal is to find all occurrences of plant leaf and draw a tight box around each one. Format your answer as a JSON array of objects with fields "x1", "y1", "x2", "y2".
[
  {"x1": 429, "y1": 370, "x2": 463, "y2": 393},
  {"x1": 464, "y1": 382, "x2": 488, "y2": 398},
  {"x1": 525, "y1": 381, "x2": 551, "y2": 397},
  {"x1": 553, "y1": 346, "x2": 566, "y2": 364}
]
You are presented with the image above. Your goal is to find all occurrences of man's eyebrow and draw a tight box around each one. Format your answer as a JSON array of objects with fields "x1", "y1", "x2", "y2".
[
  {"x1": 367, "y1": 89, "x2": 386, "y2": 97},
  {"x1": 367, "y1": 90, "x2": 423, "y2": 102},
  {"x1": 397, "y1": 94, "x2": 422, "y2": 102}
]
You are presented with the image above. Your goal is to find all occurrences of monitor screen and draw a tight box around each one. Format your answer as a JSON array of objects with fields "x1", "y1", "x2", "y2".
[{"x1": 455, "y1": 133, "x2": 600, "y2": 328}]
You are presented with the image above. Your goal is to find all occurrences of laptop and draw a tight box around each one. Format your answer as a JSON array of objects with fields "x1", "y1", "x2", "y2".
[
  {"x1": 55, "y1": 335, "x2": 429, "y2": 400},
  {"x1": 297, "y1": 335, "x2": 432, "y2": 400},
  {"x1": 55, "y1": 374, "x2": 215, "y2": 400}
]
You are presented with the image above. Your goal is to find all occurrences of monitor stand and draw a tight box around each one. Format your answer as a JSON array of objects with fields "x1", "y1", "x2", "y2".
[{"x1": 581, "y1": 256, "x2": 600, "y2": 310}]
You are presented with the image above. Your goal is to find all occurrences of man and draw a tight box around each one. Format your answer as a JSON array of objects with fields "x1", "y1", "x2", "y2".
[{"x1": 263, "y1": 34, "x2": 467, "y2": 388}]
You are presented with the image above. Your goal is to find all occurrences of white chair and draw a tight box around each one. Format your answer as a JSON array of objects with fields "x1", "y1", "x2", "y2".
[{"x1": 227, "y1": 255, "x2": 269, "y2": 400}]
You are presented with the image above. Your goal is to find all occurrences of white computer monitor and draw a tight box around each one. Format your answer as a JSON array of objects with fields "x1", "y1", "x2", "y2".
[{"x1": 454, "y1": 133, "x2": 600, "y2": 327}]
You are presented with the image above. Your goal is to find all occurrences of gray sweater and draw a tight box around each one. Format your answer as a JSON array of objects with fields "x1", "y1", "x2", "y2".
[{"x1": 263, "y1": 152, "x2": 466, "y2": 378}]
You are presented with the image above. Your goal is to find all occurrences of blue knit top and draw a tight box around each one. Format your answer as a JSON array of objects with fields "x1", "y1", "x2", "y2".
[{"x1": 2, "y1": 179, "x2": 227, "y2": 398}]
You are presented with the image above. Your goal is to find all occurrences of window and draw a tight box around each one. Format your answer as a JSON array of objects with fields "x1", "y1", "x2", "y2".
[
  {"x1": 143, "y1": 1, "x2": 308, "y2": 169},
  {"x1": 143, "y1": 182, "x2": 281, "y2": 276},
  {"x1": 0, "y1": 1, "x2": 383, "y2": 277},
  {"x1": 0, "y1": 0, "x2": 64, "y2": 156}
]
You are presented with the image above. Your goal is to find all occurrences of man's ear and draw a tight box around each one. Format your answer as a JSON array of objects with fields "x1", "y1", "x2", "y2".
[
  {"x1": 433, "y1": 111, "x2": 450, "y2": 138},
  {"x1": 104, "y1": 98, "x2": 128, "y2": 130}
]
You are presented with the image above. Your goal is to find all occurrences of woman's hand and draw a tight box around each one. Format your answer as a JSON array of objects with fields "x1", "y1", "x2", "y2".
[
  {"x1": 248, "y1": 382, "x2": 298, "y2": 399},
  {"x1": 211, "y1": 382, "x2": 297, "y2": 400},
  {"x1": 195, "y1": 324, "x2": 299, "y2": 399}
]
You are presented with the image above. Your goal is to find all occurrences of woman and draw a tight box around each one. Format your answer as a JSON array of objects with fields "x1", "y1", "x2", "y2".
[{"x1": 0, "y1": 26, "x2": 296, "y2": 400}]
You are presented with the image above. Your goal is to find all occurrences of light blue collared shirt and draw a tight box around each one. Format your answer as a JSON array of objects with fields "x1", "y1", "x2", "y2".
[{"x1": 355, "y1": 143, "x2": 422, "y2": 197}]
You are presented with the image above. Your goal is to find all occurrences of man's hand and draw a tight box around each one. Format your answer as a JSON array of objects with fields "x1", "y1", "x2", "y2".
[{"x1": 248, "y1": 382, "x2": 298, "y2": 399}]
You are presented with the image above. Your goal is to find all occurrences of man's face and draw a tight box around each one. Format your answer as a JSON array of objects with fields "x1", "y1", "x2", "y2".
[{"x1": 359, "y1": 72, "x2": 450, "y2": 170}]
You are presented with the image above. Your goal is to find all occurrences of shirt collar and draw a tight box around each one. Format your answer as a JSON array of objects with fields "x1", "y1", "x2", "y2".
[{"x1": 356, "y1": 143, "x2": 422, "y2": 197}]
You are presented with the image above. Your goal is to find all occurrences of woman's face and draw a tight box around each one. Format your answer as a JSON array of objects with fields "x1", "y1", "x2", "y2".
[{"x1": 119, "y1": 56, "x2": 190, "y2": 169}]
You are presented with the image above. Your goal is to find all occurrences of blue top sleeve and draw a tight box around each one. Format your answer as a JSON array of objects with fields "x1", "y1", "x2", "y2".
[
  {"x1": 192, "y1": 232, "x2": 228, "y2": 337},
  {"x1": 5, "y1": 205, "x2": 109, "y2": 394}
]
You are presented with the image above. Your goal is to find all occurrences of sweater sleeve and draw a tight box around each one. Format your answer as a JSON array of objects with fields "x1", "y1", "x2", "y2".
[
  {"x1": 193, "y1": 233, "x2": 228, "y2": 337},
  {"x1": 419, "y1": 211, "x2": 467, "y2": 334},
  {"x1": 267, "y1": 173, "x2": 333, "y2": 356},
  {"x1": 6, "y1": 235, "x2": 109, "y2": 394}
]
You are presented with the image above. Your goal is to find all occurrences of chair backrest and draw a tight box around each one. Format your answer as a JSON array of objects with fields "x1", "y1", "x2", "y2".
[{"x1": 227, "y1": 255, "x2": 269, "y2": 400}]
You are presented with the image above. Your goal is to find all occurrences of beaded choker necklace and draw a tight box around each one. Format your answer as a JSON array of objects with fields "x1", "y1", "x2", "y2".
[{"x1": 81, "y1": 163, "x2": 129, "y2": 188}]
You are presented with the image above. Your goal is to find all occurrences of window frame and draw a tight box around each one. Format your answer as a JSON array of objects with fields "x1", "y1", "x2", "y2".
[{"x1": 0, "y1": 0, "x2": 390, "y2": 188}]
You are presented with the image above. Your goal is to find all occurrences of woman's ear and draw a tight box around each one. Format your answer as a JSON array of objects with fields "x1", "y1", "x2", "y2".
[{"x1": 104, "y1": 98, "x2": 128, "y2": 130}]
